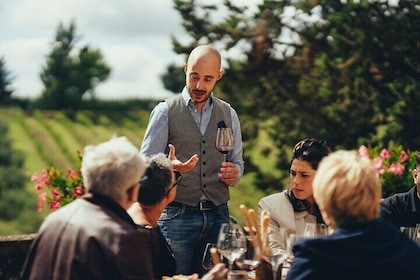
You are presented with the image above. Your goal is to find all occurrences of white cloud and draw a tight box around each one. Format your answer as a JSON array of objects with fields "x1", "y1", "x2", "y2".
[{"x1": 0, "y1": 0, "x2": 261, "y2": 100}]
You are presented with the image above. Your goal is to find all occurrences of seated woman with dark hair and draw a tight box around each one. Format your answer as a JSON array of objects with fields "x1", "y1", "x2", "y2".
[
  {"x1": 127, "y1": 153, "x2": 227, "y2": 280},
  {"x1": 258, "y1": 138, "x2": 331, "y2": 255}
]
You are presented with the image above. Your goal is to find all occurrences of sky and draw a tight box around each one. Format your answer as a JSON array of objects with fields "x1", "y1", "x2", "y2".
[{"x1": 1, "y1": 0, "x2": 256, "y2": 100}]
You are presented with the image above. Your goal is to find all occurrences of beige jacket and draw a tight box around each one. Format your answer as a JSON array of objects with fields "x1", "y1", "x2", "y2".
[{"x1": 258, "y1": 190, "x2": 317, "y2": 255}]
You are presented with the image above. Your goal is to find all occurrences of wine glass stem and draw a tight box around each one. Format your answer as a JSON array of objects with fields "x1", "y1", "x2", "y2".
[
  {"x1": 223, "y1": 154, "x2": 227, "y2": 162},
  {"x1": 228, "y1": 260, "x2": 234, "y2": 272},
  {"x1": 272, "y1": 264, "x2": 281, "y2": 280}
]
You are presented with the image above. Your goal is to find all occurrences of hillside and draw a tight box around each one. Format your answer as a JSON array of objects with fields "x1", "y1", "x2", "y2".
[{"x1": 0, "y1": 107, "x2": 267, "y2": 235}]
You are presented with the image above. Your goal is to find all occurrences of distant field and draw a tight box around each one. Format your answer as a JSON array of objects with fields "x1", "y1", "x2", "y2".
[{"x1": 0, "y1": 107, "x2": 271, "y2": 234}]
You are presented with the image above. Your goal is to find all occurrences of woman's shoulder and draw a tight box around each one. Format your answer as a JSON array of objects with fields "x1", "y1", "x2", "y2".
[
  {"x1": 259, "y1": 190, "x2": 292, "y2": 214},
  {"x1": 259, "y1": 190, "x2": 288, "y2": 204}
]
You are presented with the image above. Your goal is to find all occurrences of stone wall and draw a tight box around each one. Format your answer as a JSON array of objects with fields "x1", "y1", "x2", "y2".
[{"x1": 0, "y1": 234, "x2": 36, "y2": 280}]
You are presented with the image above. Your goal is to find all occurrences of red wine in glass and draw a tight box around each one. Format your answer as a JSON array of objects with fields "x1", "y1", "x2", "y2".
[{"x1": 216, "y1": 128, "x2": 234, "y2": 162}]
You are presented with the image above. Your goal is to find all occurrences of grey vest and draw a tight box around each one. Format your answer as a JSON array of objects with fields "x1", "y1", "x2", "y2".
[{"x1": 166, "y1": 95, "x2": 232, "y2": 206}]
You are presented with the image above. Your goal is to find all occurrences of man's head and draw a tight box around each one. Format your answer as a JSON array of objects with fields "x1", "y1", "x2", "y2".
[
  {"x1": 81, "y1": 137, "x2": 147, "y2": 206},
  {"x1": 138, "y1": 153, "x2": 180, "y2": 206},
  {"x1": 184, "y1": 45, "x2": 224, "y2": 107},
  {"x1": 413, "y1": 151, "x2": 420, "y2": 194},
  {"x1": 313, "y1": 150, "x2": 381, "y2": 228}
]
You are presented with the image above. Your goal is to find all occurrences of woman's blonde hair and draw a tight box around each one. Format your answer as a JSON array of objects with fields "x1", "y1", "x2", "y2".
[{"x1": 313, "y1": 150, "x2": 381, "y2": 227}]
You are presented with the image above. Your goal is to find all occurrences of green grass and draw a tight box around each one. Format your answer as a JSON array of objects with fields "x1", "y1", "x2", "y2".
[{"x1": 0, "y1": 107, "x2": 272, "y2": 234}]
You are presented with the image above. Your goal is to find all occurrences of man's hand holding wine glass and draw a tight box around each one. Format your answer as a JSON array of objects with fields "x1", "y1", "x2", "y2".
[
  {"x1": 216, "y1": 127, "x2": 239, "y2": 186},
  {"x1": 218, "y1": 162, "x2": 239, "y2": 186}
]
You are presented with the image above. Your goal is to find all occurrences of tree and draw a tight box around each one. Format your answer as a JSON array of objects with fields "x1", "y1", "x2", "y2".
[
  {"x1": 39, "y1": 21, "x2": 111, "y2": 109},
  {"x1": 167, "y1": 0, "x2": 420, "y2": 192},
  {"x1": 0, "y1": 57, "x2": 14, "y2": 104}
]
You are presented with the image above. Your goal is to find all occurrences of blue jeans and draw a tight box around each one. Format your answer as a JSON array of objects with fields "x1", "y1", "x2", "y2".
[{"x1": 158, "y1": 202, "x2": 229, "y2": 276}]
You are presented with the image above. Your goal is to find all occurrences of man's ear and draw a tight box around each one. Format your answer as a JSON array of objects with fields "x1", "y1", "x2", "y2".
[{"x1": 217, "y1": 70, "x2": 224, "y2": 81}]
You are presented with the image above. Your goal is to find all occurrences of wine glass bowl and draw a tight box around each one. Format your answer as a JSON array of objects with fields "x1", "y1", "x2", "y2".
[
  {"x1": 217, "y1": 223, "x2": 247, "y2": 272},
  {"x1": 263, "y1": 253, "x2": 288, "y2": 280},
  {"x1": 303, "y1": 223, "x2": 328, "y2": 238},
  {"x1": 216, "y1": 128, "x2": 234, "y2": 162}
]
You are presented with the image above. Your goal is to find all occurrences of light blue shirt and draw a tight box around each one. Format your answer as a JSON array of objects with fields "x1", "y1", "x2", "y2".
[{"x1": 141, "y1": 87, "x2": 244, "y2": 178}]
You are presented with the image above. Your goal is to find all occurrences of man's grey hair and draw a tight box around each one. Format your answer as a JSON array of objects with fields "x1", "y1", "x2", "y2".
[{"x1": 81, "y1": 136, "x2": 147, "y2": 201}]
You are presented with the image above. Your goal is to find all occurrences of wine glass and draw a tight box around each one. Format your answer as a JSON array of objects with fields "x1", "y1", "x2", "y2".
[
  {"x1": 263, "y1": 253, "x2": 288, "y2": 280},
  {"x1": 217, "y1": 223, "x2": 247, "y2": 272},
  {"x1": 216, "y1": 128, "x2": 234, "y2": 162},
  {"x1": 202, "y1": 243, "x2": 218, "y2": 271},
  {"x1": 303, "y1": 223, "x2": 328, "y2": 238}
]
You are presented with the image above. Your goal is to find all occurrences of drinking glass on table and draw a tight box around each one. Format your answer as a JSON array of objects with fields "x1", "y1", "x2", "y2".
[
  {"x1": 217, "y1": 223, "x2": 247, "y2": 272},
  {"x1": 400, "y1": 225, "x2": 420, "y2": 244},
  {"x1": 202, "y1": 243, "x2": 218, "y2": 271},
  {"x1": 216, "y1": 128, "x2": 234, "y2": 162},
  {"x1": 303, "y1": 223, "x2": 329, "y2": 238}
]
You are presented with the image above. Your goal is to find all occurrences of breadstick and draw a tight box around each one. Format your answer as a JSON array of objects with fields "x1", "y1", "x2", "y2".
[
  {"x1": 239, "y1": 204, "x2": 260, "y2": 251},
  {"x1": 210, "y1": 247, "x2": 221, "y2": 264},
  {"x1": 261, "y1": 214, "x2": 271, "y2": 255},
  {"x1": 239, "y1": 204, "x2": 253, "y2": 235},
  {"x1": 248, "y1": 209, "x2": 262, "y2": 247}
]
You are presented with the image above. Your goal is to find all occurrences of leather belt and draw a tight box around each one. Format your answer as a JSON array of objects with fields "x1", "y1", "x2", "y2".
[{"x1": 169, "y1": 200, "x2": 221, "y2": 211}]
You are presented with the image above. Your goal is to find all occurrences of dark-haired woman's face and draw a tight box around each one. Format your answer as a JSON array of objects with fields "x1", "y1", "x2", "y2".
[{"x1": 289, "y1": 159, "x2": 317, "y2": 203}]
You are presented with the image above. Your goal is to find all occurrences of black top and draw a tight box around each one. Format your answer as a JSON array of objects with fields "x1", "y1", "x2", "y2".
[{"x1": 379, "y1": 186, "x2": 420, "y2": 227}]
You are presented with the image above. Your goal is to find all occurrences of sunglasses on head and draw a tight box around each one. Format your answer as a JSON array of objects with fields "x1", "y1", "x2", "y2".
[{"x1": 166, "y1": 171, "x2": 182, "y2": 195}]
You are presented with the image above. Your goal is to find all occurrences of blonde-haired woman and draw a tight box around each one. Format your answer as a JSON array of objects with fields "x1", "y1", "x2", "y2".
[{"x1": 286, "y1": 150, "x2": 420, "y2": 280}]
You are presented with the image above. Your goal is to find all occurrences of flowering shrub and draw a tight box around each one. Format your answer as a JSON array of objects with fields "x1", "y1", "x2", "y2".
[
  {"x1": 359, "y1": 145, "x2": 417, "y2": 197},
  {"x1": 31, "y1": 151, "x2": 85, "y2": 212}
]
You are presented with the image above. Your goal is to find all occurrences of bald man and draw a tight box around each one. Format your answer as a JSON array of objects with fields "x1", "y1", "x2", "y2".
[{"x1": 140, "y1": 45, "x2": 244, "y2": 276}]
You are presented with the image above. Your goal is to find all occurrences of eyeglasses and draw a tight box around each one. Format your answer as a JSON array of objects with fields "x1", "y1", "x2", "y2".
[
  {"x1": 139, "y1": 175, "x2": 148, "y2": 184},
  {"x1": 166, "y1": 171, "x2": 182, "y2": 195}
]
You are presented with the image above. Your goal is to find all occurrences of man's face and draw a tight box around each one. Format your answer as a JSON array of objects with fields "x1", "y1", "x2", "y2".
[
  {"x1": 184, "y1": 56, "x2": 223, "y2": 105},
  {"x1": 413, "y1": 168, "x2": 420, "y2": 195}
]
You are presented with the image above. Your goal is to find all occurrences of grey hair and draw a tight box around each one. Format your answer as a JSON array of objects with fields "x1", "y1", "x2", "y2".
[{"x1": 81, "y1": 136, "x2": 147, "y2": 201}]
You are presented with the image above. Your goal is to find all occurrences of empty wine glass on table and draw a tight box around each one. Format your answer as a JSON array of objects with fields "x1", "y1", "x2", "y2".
[
  {"x1": 263, "y1": 253, "x2": 288, "y2": 280},
  {"x1": 202, "y1": 243, "x2": 218, "y2": 271},
  {"x1": 217, "y1": 223, "x2": 247, "y2": 273},
  {"x1": 216, "y1": 127, "x2": 234, "y2": 162},
  {"x1": 303, "y1": 223, "x2": 329, "y2": 238}
]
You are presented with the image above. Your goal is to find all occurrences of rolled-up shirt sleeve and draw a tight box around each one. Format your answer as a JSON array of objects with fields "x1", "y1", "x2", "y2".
[{"x1": 230, "y1": 107, "x2": 244, "y2": 179}]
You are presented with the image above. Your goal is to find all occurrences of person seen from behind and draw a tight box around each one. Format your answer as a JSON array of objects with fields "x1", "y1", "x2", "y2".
[{"x1": 286, "y1": 150, "x2": 420, "y2": 280}]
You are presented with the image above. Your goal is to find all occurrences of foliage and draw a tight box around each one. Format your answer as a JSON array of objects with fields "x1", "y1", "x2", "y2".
[
  {"x1": 0, "y1": 57, "x2": 14, "y2": 104},
  {"x1": 167, "y1": 0, "x2": 420, "y2": 191},
  {"x1": 31, "y1": 151, "x2": 84, "y2": 212},
  {"x1": 359, "y1": 144, "x2": 417, "y2": 197},
  {"x1": 0, "y1": 120, "x2": 27, "y2": 220},
  {"x1": 38, "y1": 21, "x2": 111, "y2": 109}
]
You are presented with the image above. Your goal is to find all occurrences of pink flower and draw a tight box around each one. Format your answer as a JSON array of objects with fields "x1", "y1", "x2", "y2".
[
  {"x1": 388, "y1": 163, "x2": 405, "y2": 175},
  {"x1": 37, "y1": 192, "x2": 47, "y2": 213},
  {"x1": 51, "y1": 188, "x2": 60, "y2": 199},
  {"x1": 35, "y1": 182, "x2": 43, "y2": 191},
  {"x1": 66, "y1": 168, "x2": 79, "y2": 179},
  {"x1": 399, "y1": 151, "x2": 409, "y2": 163},
  {"x1": 359, "y1": 145, "x2": 370, "y2": 158},
  {"x1": 380, "y1": 149, "x2": 390, "y2": 159},
  {"x1": 50, "y1": 200, "x2": 61, "y2": 210},
  {"x1": 371, "y1": 157, "x2": 384, "y2": 173},
  {"x1": 73, "y1": 186, "x2": 84, "y2": 196}
]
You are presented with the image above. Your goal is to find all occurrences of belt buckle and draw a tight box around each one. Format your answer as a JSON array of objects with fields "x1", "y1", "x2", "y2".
[{"x1": 199, "y1": 201, "x2": 211, "y2": 211}]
